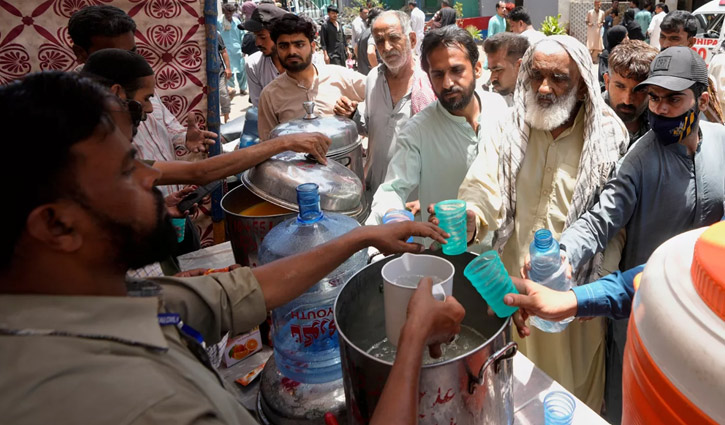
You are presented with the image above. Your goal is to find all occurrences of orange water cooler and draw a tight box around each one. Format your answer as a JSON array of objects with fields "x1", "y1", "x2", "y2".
[{"x1": 622, "y1": 222, "x2": 725, "y2": 425}]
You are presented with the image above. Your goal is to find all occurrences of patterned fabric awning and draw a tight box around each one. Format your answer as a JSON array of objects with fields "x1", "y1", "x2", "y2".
[{"x1": 0, "y1": 0, "x2": 208, "y2": 125}]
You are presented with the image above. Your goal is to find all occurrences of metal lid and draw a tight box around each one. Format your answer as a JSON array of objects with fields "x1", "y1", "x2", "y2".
[
  {"x1": 242, "y1": 151, "x2": 363, "y2": 215},
  {"x1": 268, "y1": 102, "x2": 361, "y2": 156}
]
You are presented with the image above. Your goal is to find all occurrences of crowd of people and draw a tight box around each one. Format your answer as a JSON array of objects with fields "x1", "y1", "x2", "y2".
[{"x1": 1, "y1": 2, "x2": 725, "y2": 425}]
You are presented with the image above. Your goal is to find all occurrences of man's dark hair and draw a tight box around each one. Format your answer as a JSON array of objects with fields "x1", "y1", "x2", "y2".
[
  {"x1": 367, "y1": 7, "x2": 383, "y2": 27},
  {"x1": 81, "y1": 49, "x2": 154, "y2": 98},
  {"x1": 222, "y1": 3, "x2": 236, "y2": 13},
  {"x1": 483, "y1": 32, "x2": 530, "y2": 62},
  {"x1": 441, "y1": 0, "x2": 450, "y2": 6},
  {"x1": 661, "y1": 10, "x2": 698, "y2": 38},
  {"x1": 508, "y1": 6, "x2": 532, "y2": 25},
  {"x1": 1, "y1": 72, "x2": 117, "y2": 267},
  {"x1": 68, "y1": 5, "x2": 136, "y2": 51},
  {"x1": 691, "y1": 82, "x2": 708, "y2": 99},
  {"x1": 408, "y1": 0, "x2": 417, "y2": 5},
  {"x1": 270, "y1": 14, "x2": 316, "y2": 43},
  {"x1": 421, "y1": 26, "x2": 479, "y2": 73},
  {"x1": 609, "y1": 39, "x2": 657, "y2": 82},
  {"x1": 655, "y1": 2, "x2": 669, "y2": 13}
]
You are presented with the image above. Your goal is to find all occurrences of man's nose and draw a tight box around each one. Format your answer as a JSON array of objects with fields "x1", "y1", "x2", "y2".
[{"x1": 538, "y1": 78, "x2": 553, "y2": 95}]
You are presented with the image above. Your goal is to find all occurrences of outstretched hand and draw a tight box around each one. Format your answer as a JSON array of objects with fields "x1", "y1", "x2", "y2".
[
  {"x1": 281, "y1": 132, "x2": 331, "y2": 165},
  {"x1": 361, "y1": 221, "x2": 449, "y2": 256},
  {"x1": 185, "y1": 113, "x2": 218, "y2": 153},
  {"x1": 427, "y1": 203, "x2": 477, "y2": 242},
  {"x1": 405, "y1": 277, "x2": 465, "y2": 358},
  {"x1": 499, "y1": 276, "x2": 579, "y2": 338}
]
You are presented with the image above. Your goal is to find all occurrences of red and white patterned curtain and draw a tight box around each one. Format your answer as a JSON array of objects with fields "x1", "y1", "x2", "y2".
[{"x1": 0, "y1": 0, "x2": 208, "y2": 125}]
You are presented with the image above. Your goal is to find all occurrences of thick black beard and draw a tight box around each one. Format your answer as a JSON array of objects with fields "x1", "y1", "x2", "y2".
[
  {"x1": 281, "y1": 52, "x2": 313, "y2": 73},
  {"x1": 437, "y1": 79, "x2": 476, "y2": 112},
  {"x1": 77, "y1": 187, "x2": 177, "y2": 270}
]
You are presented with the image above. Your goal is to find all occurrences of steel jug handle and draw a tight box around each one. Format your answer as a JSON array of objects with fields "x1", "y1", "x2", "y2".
[{"x1": 468, "y1": 341, "x2": 518, "y2": 394}]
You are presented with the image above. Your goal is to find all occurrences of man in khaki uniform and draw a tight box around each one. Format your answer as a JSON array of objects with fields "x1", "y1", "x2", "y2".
[{"x1": 0, "y1": 71, "x2": 462, "y2": 425}]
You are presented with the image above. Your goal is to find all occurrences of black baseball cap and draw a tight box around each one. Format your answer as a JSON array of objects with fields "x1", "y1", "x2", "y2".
[
  {"x1": 327, "y1": 5, "x2": 339, "y2": 12},
  {"x1": 238, "y1": 4, "x2": 287, "y2": 32},
  {"x1": 635, "y1": 46, "x2": 709, "y2": 92}
]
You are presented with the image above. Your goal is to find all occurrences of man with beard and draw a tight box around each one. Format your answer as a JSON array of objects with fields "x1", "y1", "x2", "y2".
[
  {"x1": 457, "y1": 36, "x2": 629, "y2": 409},
  {"x1": 257, "y1": 14, "x2": 365, "y2": 140},
  {"x1": 603, "y1": 40, "x2": 658, "y2": 146},
  {"x1": 241, "y1": 3, "x2": 287, "y2": 107},
  {"x1": 81, "y1": 48, "x2": 332, "y2": 184},
  {"x1": 558, "y1": 46, "x2": 725, "y2": 424},
  {"x1": 367, "y1": 26, "x2": 508, "y2": 226},
  {"x1": 334, "y1": 11, "x2": 436, "y2": 200},
  {"x1": 0, "y1": 71, "x2": 463, "y2": 425},
  {"x1": 68, "y1": 5, "x2": 217, "y2": 197},
  {"x1": 483, "y1": 32, "x2": 530, "y2": 106},
  {"x1": 658, "y1": 10, "x2": 724, "y2": 124}
]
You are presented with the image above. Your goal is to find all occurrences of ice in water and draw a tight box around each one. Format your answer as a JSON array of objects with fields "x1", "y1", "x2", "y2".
[
  {"x1": 393, "y1": 275, "x2": 442, "y2": 287},
  {"x1": 366, "y1": 325, "x2": 487, "y2": 365}
]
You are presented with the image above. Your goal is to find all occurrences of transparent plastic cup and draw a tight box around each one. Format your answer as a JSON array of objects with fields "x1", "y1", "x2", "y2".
[
  {"x1": 382, "y1": 209, "x2": 415, "y2": 243},
  {"x1": 434, "y1": 200, "x2": 467, "y2": 255},
  {"x1": 543, "y1": 390, "x2": 576, "y2": 425},
  {"x1": 463, "y1": 251, "x2": 519, "y2": 317}
]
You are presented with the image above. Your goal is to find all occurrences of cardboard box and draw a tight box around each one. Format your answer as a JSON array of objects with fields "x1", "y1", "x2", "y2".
[{"x1": 223, "y1": 326, "x2": 262, "y2": 368}]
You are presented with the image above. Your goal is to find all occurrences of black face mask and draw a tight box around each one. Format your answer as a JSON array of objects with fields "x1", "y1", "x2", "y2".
[{"x1": 648, "y1": 105, "x2": 699, "y2": 146}]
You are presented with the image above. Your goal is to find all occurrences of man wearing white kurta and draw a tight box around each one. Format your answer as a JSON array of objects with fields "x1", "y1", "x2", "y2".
[
  {"x1": 409, "y1": 0, "x2": 426, "y2": 57},
  {"x1": 367, "y1": 26, "x2": 508, "y2": 226},
  {"x1": 647, "y1": 4, "x2": 667, "y2": 50},
  {"x1": 586, "y1": 1, "x2": 605, "y2": 61}
]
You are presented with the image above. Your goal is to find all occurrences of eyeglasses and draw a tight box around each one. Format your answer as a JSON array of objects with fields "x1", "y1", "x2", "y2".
[{"x1": 123, "y1": 99, "x2": 144, "y2": 129}]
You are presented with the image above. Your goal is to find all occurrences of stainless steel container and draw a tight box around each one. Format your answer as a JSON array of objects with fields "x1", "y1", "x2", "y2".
[
  {"x1": 220, "y1": 184, "x2": 294, "y2": 267},
  {"x1": 242, "y1": 151, "x2": 368, "y2": 222},
  {"x1": 334, "y1": 251, "x2": 518, "y2": 425},
  {"x1": 269, "y1": 101, "x2": 364, "y2": 186}
]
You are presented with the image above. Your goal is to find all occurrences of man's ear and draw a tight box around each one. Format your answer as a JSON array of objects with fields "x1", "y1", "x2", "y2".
[
  {"x1": 25, "y1": 203, "x2": 84, "y2": 254},
  {"x1": 110, "y1": 84, "x2": 125, "y2": 98},
  {"x1": 698, "y1": 90, "x2": 710, "y2": 112},
  {"x1": 72, "y1": 45, "x2": 88, "y2": 64},
  {"x1": 409, "y1": 31, "x2": 417, "y2": 50},
  {"x1": 687, "y1": 36, "x2": 696, "y2": 48},
  {"x1": 603, "y1": 72, "x2": 610, "y2": 87},
  {"x1": 474, "y1": 59, "x2": 483, "y2": 79}
]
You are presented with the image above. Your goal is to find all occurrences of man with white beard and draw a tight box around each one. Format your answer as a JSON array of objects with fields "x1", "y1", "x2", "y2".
[
  {"x1": 456, "y1": 36, "x2": 629, "y2": 410},
  {"x1": 334, "y1": 10, "x2": 436, "y2": 199}
]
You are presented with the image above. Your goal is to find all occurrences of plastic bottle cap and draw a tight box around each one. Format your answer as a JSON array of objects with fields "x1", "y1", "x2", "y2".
[{"x1": 690, "y1": 221, "x2": 725, "y2": 321}]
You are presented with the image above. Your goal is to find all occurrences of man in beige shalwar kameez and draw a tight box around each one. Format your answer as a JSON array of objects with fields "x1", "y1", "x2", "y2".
[
  {"x1": 586, "y1": 1, "x2": 605, "y2": 62},
  {"x1": 456, "y1": 36, "x2": 629, "y2": 411}
]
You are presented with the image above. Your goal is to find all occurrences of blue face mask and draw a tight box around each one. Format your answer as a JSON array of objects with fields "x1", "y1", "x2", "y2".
[{"x1": 648, "y1": 106, "x2": 699, "y2": 146}]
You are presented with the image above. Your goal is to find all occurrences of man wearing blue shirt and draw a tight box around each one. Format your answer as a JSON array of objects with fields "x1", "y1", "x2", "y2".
[
  {"x1": 488, "y1": 1, "x2": 507, "y2": 37},
  {"x1": 506, "y1": 265, "x2": 645, "y2": 329}
]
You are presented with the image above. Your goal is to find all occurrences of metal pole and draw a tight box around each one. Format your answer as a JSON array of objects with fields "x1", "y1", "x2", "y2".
[{"x1": 204, "y1": 0, "x2": 223, "y2": 225}]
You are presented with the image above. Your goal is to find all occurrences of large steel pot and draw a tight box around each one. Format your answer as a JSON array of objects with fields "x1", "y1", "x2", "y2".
[
  {"x1": 269, "y1": 101, "x2": 364, "y2": 187},
  {"x1": 334, "y1": 251, "x2": 517, "y2": 425},
  {"x1": 220, "y1": 184, "x2": 294, "y2": 267}
]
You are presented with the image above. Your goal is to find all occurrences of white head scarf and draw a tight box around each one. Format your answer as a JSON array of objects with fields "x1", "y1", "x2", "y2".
[{"x1": 494, "y1": 35, "x2": 629, "y2": 284}]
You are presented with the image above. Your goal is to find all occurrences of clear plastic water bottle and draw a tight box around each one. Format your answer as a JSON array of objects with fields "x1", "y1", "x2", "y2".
[
  {"x1": 528, "y1": 229, "x2": 574, "y2": 333},
  {"x1": 258, "y1": 183, "x2": 367, "y2": 383},
  {"x1": 238, "y1": 106, "x2": 259, "y2": 148}
]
